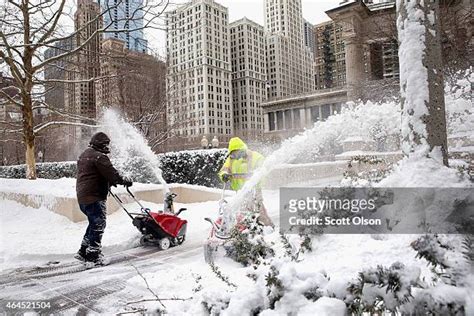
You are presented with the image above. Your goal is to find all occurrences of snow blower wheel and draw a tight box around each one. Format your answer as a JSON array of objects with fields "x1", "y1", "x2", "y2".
[{"x1": 158, "y1": 238, "x2": 171, "y2": 250}]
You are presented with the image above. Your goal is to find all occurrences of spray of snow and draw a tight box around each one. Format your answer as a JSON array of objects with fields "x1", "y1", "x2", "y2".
[
  {"x1": 224, "y1": 68, "x2": 472, "y2": 230},
  {"x1": 100, "y1": 108, "x2": 169, "y2": 193},
  {"x1": 225, "y1": 101, "x2": 401, "y2": 225}
]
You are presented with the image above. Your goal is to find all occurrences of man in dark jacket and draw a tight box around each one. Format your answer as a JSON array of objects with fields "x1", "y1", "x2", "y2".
[{"x1": 75, "y1": 132, "x2": 132, "y2": 265}]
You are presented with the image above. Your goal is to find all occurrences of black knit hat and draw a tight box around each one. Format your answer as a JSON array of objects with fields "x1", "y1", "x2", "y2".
[{"x1": 90, "y1": 132, "x2": 111, "y2": 153}]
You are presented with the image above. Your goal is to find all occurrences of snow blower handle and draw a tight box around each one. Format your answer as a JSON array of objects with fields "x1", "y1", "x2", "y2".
[
  {"x1": 109, "y1": 188, "x2": 134, "y2": 221},
  {"x1": 124, "y1": 187, "x2": 162, "y2": 225},
  {"x1": 125, "y1": 186, "x2": 147, "y2": 210},
  {"x1": 221, "y1": 181, "x2": 227, "y2": 201}
]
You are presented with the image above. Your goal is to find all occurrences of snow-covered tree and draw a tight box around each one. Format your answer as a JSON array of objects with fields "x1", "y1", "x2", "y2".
[
  {"x1": 397, "y1": 0, "x2": 449, "y2": 165},
  {"x1": 0, "y1": 0, "x2": 168, "y2": 178}
]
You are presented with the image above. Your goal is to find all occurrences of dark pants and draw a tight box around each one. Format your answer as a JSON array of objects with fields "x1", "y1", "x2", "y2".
[{"x1": 79, "y1": 200, "x2": 107, "y2": 255}]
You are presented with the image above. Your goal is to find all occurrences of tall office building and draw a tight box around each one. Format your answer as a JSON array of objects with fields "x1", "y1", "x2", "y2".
[
  {"x1": 303, "y1": 20, "x2": 316, "y2": 57},
  {"x1": 313, "y1": 21, "x2": 346, "y2": 89},
  {"x1": 264, "y1": 0, "x2": 315, "y2": 100},
  {"x1": 99, "y1": 0, "x2": 148, "y2": 53},
  {"x1": 166, "y1": 0, "x2": 232, "y2": 150},
  {"x1": 67, "y1": 0, "x2": 102, "y2": 119},
  {"x1": 44, "y1": 37, "x2": 74, "y2": 109},
  {"x1": 230, "y1": 18, "x2": 266, "y2": 140},
  {"x1": 62, "y1": 0, "x2": 102, "y2": 157}
]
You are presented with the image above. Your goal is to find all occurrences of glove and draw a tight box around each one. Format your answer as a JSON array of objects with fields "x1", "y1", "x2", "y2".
[
  {"x1": 122, "y1": 179, "x2": 133, "y2": 187},
  {"x1": 222, "y1": 173, "x2": 231, "y2": 182}
]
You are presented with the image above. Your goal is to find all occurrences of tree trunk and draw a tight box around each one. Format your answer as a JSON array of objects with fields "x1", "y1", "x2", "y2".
[
  {"x1": 397, "y1": 0, "x2": 448, "y2": 166},
  {"x1": 21, "y1": 93, "x2": 37, "y2": 179}
]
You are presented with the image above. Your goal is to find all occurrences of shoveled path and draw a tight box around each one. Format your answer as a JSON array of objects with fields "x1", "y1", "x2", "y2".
[{"x1": 0, "y1": 240, "x2": 203, "y2": 314}]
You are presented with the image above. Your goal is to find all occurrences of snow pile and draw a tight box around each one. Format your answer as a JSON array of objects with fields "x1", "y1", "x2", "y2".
[
  {"x1": 378, "y1": 155, "x2": 471, "y2": 187},
  {"x1": 101, "y1": 108, "x2": 169, "y2": 192}
]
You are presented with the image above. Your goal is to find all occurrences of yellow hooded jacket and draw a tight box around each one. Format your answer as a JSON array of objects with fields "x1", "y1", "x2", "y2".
[{"x1": 218, "y1": 137, "x2": 264, "y2": 191}]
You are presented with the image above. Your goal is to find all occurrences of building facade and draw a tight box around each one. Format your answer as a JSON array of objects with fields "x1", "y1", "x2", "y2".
[
  {"x1": 325, "y1": 0, "x2": 403, "y2": 99},
  {"x1": 303, "y1": 20, "x2": 316, "y2": 56},
  {"x1": 230, "y1": 18, "x2": 266, "y2": 140},
  {"x1": 44, "y1": 37, "x2": 74, "y2": 109},
  {"x1": 262, "y1": 88, "x2": 347, "y2": 141},
  {"x1": 313, "y1": 21, "x2": 346, "y2": 90},
  {"x1": 66, "y1": 0, "x2": 102, "y2": 120},
  {"x1": 166, "y1": 0, "x2": 232, "y2": 150},
  {"x1": 62, "y1": 0, "x2": 102, "y2": 158},
  {"x1": 264, "y1": 0, "x2": 315, "y2": 100},
  {"x1": 99, "y1": 0, "x2": 148, "y2": 53},
  {"x1": 97, "y1": 38, "x2": 167, "y2": 151}
]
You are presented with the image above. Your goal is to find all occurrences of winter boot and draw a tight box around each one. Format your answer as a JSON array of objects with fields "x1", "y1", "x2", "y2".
[
  {"x1": 74, "y1": 245, "x2": 88, "y2": 262},
  {"x1": 85, "y1": 249, "x2": 109, "y2": 266}
]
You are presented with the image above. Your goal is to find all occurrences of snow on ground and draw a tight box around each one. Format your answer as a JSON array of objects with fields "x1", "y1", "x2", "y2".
[
  {"x1": 1, "y1": 174, "x2": 472, "y2": 314},
  {"x1": 108, "y1": 234, "x2": 433, "y2": 315},
  {"x1": 0, "y1": 196, "x2": 222, "y2": 270}
]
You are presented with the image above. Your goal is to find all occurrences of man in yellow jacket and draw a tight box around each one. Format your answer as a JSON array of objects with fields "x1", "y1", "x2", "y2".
[{"x1": 219, "y1": 137, "x2": 273, "y2": 227}]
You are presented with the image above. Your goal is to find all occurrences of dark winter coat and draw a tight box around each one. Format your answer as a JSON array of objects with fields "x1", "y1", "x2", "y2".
[{"x1": 76, "y1": 147, "x2": 124, "y2": 205}]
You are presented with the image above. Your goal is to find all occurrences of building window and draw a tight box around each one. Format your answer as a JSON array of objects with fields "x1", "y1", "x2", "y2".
[
  {"x1": 310, "y1": 107, "x2": 319, "y2": 123},
  {"x1": 321, "y1": 104, "x2": 331, "y2": 120},
  {"x1": 269, "y1": 112, "x2": 275, "y2": 131}
]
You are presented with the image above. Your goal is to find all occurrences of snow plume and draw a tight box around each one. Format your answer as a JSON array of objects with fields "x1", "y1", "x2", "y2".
[
  {"x1": 100, "y1": 108, "x2": 169, "y2": 192},
  {"x1": 225, "y1": 101, "x2": 400, "y2": 221},
  {"x1": 396, "y1": 0, "x2": 430, "y2": 158}
]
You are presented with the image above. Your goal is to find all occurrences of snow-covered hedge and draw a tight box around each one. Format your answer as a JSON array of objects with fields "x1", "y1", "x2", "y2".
[
  {"x1": 0, "y1": 149, "x2": 228, "y2": 187},
  {"x1": 159, "y1": 149, "x2": 227, "y2": 187},
  {"x1": 0, "y1": 161, "x2": 77, "y2": 179}
]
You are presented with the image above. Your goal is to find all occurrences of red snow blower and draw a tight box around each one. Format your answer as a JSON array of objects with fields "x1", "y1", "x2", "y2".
[{"x1": 109, "y1": 187, "x2": 187, "y2": 250}]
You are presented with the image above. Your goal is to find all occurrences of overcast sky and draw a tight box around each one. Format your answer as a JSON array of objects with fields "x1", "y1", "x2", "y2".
[{"x1": 146, "y1": 0, "x2": 342, "y2": 57}]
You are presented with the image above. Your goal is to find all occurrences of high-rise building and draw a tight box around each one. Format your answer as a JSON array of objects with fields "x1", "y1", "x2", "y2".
[
  {"x1": 303, "y1": 20, "x2": 316, "y2": 57},
  {"x1": 230, "y1": 18, "x2": 266, "y2": 140},
  {"x1": 62, "y1": 0, "x2": 102, "y2": 158},
  {"x1": 264, "y1": 0, "x2": 315, "y2": 100},
  {"x1": 99, "y1": 0, "x2": 148, "y2": 53},
  {"x1": 166, "y1": 0, "x2": 232, "y2": 150},
  {"x1": 67, "y1": 0, "x2": 102, "y2": 120},
  {"x1": 313, "y1": 21, "x2": 346, "y2": 90},
  {"x1": 44, "y1": 37, "x2": 74, "y2": 109}
]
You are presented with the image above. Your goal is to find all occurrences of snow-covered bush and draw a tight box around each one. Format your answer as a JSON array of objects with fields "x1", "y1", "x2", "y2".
[
  {"x1": 0, "y1": 149, "x2": 227, "y2": 187},
  {"x1": 0, "y1": 161, "x2": 76, "y2": 179},
  {"x1": 342, "y1": 156, "x2": 395, "y2": 186},
  {"x1": 346, "y1": 262, "x2": 420, "y2": 314},
  {"x1": 159, "y1": 149, "x2": 227, "y2": 187},
  {"x1": 226, "y1": 213, "x2": 275, "y2": 267},
  {"x1": 411, "y1": 234, "x2": 471, "y2": 285}
]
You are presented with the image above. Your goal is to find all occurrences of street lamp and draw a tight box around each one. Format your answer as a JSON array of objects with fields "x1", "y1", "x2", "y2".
[
  {"x1": 38, "y1": 150, "x2": 43, "y2": 162},
  {"x1": 200, "y1": 136, "x2": 208, "y2": 149},
  {"x1": 211, "y1": 136, "x2": 219, "y2": 148}
]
